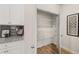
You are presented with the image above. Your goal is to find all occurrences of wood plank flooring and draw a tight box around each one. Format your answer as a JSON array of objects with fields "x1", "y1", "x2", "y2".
[{"x1": 37, "y1": 43, "x2": 59, "y2": 54}]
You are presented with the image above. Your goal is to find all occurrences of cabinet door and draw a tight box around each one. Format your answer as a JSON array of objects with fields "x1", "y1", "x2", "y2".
[
  {"x1": 10, "y1": 5, "x2": 24, "y2": 25},
  {"x1": 7, "y1": 46, "x2": 25, "y2": 54},
  {"x1": 0, "y1": 5, "x2": 9, "y2": 24},
  {"x1": 0, "y1": 46, "x2": 25, "y2": 54},
  {"x1": 0, "y1": 40, "x2": 25, "y2": 54}
]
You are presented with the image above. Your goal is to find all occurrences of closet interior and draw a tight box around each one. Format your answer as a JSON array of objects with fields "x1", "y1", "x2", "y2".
[{"x1": 37, "y1": 9, "x2": 59, "y2": 54}]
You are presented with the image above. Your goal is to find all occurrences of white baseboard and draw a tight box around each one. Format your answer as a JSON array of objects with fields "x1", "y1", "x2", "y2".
[{"x1": 60, "y1": 47, "x2": 78, "y2": 54}]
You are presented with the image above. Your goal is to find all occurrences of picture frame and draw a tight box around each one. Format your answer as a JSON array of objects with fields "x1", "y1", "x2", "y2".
[{"x1": 67, "y1": 13, "x2": 79, "y2": 36}]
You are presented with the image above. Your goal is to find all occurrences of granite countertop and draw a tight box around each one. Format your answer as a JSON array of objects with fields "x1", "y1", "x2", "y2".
[{"x1": 0, "y1": 36, "x2": 24, "y2": 44}]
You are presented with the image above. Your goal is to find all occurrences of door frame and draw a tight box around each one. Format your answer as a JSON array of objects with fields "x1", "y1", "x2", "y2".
[{"x1": 36, "y1": 8, "x2": 60, "y2": 53}]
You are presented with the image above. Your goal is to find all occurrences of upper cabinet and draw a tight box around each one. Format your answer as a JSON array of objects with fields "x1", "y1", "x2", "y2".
[
  {"x1": 10, "y1": 5, "x2": 24, "y2": 25},
  {"x1": 0, "y1": 5, "x2": 10, "y2": 24},
  {"x1": 0, "y1": 5, "x2": 24, "y2": 25}
]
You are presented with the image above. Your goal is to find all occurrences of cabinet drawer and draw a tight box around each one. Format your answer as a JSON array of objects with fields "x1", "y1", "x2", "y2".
[
  {"x1": 0, "y1": 46, "x2": 25, "y2": 54},
  {"x1": 0, "y1": 40, "x2": 24, "y2": 50}
]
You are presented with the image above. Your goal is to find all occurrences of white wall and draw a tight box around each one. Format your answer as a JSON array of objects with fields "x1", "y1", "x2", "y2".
[
  {"x1": 24, "y1": 5, "x2": 37, "y2": 54},
  {"x1": 37, "y1": 4, "x2": 60, "y2": 14},
  {"x1": 60, "y1": 4, "x2": 79, "y2": 53},
  {"x1": 37, "y1": 10, "x2": 58, "y2": 47}
]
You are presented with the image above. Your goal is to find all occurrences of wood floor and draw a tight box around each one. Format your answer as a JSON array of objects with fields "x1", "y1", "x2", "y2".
[{"x1": 37, "y1": 43, "x2": 59, "y2": 54}]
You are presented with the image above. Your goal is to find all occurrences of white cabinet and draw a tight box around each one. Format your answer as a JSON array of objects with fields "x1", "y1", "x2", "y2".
[
  {"x1": 7, "y1": 46, "x2": 25, "y2": 54},
  {"x1": 0, "y1": 5, "x2": 10, "y2": 24},
  {"x1": 0, "y1": 5, "x2": 24, "y2": 25},
  {"x1": 0, "y1": 5, "x2": 25, "y2": 54},
  {"x1": 10, "y1": 5, "x2": 24, "y2": 25},
  {"x1": 0, "y1": 46, "x2": 25, "y2": 54},
  {"x1": 0, "y1": 40, "x2": 25, "y2": 54}
]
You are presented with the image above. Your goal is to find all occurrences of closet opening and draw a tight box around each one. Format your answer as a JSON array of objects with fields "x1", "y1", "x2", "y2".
[{"x1": 37, "y1": 9, "x2": 59, "y2": 54}]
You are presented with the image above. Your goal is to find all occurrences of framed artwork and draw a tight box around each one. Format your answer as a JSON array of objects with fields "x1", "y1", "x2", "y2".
[{"x1": 67, "y1": 13, "x2": 79, "y2": 36}]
